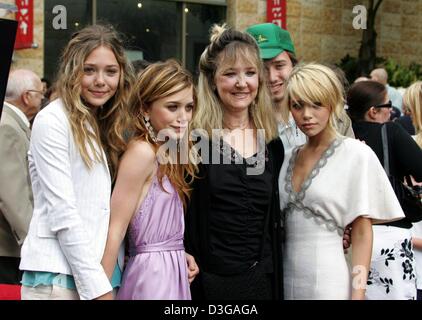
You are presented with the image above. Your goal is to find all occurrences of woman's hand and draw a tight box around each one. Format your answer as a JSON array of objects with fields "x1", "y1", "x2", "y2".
[{"x1": 185, "y1": 253, "x2": 199, "y2": 284}]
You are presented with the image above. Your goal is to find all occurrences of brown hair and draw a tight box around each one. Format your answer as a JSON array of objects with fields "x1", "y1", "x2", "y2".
[
  {"x1": 347, "y1": 80, "x2": 387, "y2": 122},
  {"x1": 128, "y1": 59, "x2": 197, "y2": 207}
]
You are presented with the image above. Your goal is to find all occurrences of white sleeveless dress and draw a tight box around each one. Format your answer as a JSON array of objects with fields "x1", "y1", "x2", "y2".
[{"x1": 279, "y1": 137, "x2": 404, "y2": 300}]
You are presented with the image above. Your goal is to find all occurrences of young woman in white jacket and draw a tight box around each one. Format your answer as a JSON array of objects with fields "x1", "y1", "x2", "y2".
[{"x1": 19, "y1": 24, "x2": 133, "y2": 300}]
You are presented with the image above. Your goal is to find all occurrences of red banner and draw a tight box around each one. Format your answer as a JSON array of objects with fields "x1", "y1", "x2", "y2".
[
  {"x1": 14, "y1": 0, "x2": 33, "y2": 49},
  {"x1": 267, "y1": 0, "x2": 286, "y2": 29}
]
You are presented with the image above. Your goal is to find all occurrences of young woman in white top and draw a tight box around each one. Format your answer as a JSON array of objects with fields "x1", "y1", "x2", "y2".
[
  {"x1": 19, "y1": 24, "x2": 133, "y2": 300},
  {"x1": 279, "y1": 63, "x2": 404, "y2": 300}
]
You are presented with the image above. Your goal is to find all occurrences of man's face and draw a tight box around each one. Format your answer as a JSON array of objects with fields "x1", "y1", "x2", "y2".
[
  {"x1": 24, "y1": 78, "x2": 44, "y2": 120},
  {"x1": 264, "y1": 51, "x2": 293, "y2": 104}
]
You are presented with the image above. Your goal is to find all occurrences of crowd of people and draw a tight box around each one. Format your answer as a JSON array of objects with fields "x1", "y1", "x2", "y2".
[{"x1": 1, "y1": 21, "x2": 422, "y2": 300}]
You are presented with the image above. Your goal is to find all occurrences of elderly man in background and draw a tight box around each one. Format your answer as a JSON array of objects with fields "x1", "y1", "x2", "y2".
[
  {"x1": 0, "y1": 69, "x2": 43, "y2": 299},
  {"x1": 370, "y1": 68, "x2": 403, "y2": 116}
]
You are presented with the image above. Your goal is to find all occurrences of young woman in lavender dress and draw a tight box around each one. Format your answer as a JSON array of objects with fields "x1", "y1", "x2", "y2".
[{"x1": 100, "y1": 60, "x2": 199, "y2": 300}]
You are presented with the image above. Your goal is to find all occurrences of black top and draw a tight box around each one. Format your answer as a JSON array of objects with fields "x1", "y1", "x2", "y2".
[
  {"x1": 185, "y1": 137, "x2": 284, "y2": 298},
  {"x1": 352, "y1": 121, "x2": 422, "y2": 228},
  {"x1": 207, "y1": 144, "x2": 272, "y2": 273},
  {"x1": 395, "y1": 115, "x2": 416, "y2": 136}
]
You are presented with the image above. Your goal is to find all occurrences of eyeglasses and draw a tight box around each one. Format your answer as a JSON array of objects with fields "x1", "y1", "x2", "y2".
[
  {"x1": 374, "y1": 100, "x2": 392, "y2": 109},
  {"x1": 27, "y1": 90, "x2": 45, "y2": 99}
]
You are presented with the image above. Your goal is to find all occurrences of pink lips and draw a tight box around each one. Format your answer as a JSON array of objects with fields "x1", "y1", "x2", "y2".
[
  {"x1": 171, "y1": 126, "x2": 187, "y2": 132},
  {"x1": 301, "y1": 123, "x2": 316, "y2": 129},
  {"x1": 232, "y1": 92, "x2": 249, "y2": 95},
  {"x1": 90, "y1": 90, "x2": 108, "y2": 97},
  {"x1": 270, "y1": 83, "x2": 283, "y2": 91}
]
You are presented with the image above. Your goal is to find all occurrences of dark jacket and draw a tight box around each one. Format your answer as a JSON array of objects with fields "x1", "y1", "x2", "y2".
[{"x1": 184, "y1": 137, "x2": 284, "y2": 299}]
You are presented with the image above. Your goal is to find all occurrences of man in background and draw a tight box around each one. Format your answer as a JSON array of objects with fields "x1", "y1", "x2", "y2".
[
  {"x1": 246, "y1": 23, "x2": 354, "y2": 153},
  {"x1": 0, "y1": 69, "x2": 43, "y2": 299}
]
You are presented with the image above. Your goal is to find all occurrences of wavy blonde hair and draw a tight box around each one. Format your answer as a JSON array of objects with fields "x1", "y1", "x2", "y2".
[
  {"x1": 286, "y1": 63, "x2": 345, "y2": 133},
  {"x1": 193, "y1": 24, "x2": 278, "y2": 143},
  {"x1": 128, "y1": 59, "x2": 198, "y2": 208},
  {"x1": 55, "y1": 24, "x2": 134, "y2": 179},
  {"x1": 403, "y1": 81, "x2": 422, "y2": 148}
]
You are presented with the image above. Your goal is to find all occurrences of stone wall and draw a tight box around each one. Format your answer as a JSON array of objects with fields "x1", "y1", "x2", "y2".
[
  {"x1": 2, "y1": 0, "x2": 44, "y2": 77},
  {"x1": 227, "y1": 0, "x2": 422, "y2": 67}
]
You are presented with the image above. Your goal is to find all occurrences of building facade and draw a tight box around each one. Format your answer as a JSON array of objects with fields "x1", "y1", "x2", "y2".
[
  {"x1": 232, "y1": 0, "x2": 422, "y2": 68},
  {"x1": 3, "y1": 0, "x2": 422, "y2": 79}
]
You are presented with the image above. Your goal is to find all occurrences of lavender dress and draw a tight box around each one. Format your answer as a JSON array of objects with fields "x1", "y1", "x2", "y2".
[{"x1": 116, "y1": 175, "x2": 191, "y2": 300}]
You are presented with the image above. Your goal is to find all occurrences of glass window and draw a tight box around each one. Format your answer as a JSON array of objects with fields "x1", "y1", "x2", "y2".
[
  {"x1": 185, "y1": 2, "x2": 226, "y2": 76},
  {"x1": 44, "y1": 0, "x2": 92, "y2": 81},
  {"x1": 44, "y1": 0, "x2": 226, "y2": 80},
  {"x1": 97, "y1": 0, "x2": 182, "y2": 64}
]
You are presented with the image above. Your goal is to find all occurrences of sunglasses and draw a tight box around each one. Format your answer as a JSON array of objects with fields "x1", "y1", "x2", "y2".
[{"x1": 374, "y1": 100, "x2": 392, "y2": 109}]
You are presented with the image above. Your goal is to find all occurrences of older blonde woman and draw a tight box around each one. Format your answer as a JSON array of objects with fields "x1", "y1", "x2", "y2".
[{"x1": 185, "y1": 24, "x2": 284, "y2": 300}]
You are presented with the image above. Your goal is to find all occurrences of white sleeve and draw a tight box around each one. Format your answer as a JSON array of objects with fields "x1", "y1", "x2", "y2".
[{"x1": 343, "y1": 143, "x2": 405, "y2": 227}]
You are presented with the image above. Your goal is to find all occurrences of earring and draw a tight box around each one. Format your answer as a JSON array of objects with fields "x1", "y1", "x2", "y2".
[
  {"x1": 143, "y1": 115, "x2": 157, "y2": 142},
  {"x1": 295, "y1": 124, "x2": 299, "y2": 137}
]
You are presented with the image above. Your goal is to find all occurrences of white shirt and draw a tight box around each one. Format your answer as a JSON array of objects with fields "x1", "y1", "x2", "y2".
[
  {"x1": 278, "y1": 112, "x2": 307, "y2": 154},
  {"x1": 279, "y1": 138, "x2": 405, "y2": 299},
  {"x1": 387, "y1": 84, "x2": 403, "y2": 113}
]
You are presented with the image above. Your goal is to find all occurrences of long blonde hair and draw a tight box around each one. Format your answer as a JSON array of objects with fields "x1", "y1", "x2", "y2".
[
  {"x1": 128, "y1": 59, "x2": 197, "y2": 207},
  {"x1": 286, "y1": 63, "x2": 345, "y2": 134},
  {"x1": 55, "y1": 24, "x2": 134, "y2": 179},
  {"x1": 193, "y1": 24, "x2": 278, "y2": 143},
  {"x1": 403, "y1": 81, "x2": 422, "y2": 148}
]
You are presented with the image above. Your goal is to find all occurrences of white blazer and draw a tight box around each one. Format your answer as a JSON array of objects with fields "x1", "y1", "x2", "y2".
[{"x1": 20, "y1": 99, "x2": 112, "y2": 300}]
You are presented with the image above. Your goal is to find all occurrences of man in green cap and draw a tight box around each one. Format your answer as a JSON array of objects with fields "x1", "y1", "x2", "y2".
[
  {"x1": 246, "y1": 23, "x2": 304, "y2": 152},
  {"x1": 246, "y1": 23, "x2": 354, "y2": 152}
]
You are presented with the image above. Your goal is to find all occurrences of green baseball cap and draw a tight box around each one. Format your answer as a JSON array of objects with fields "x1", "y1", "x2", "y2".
[{"x1": 246, "y1": 23, "x2": 296, "y2": 60}]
